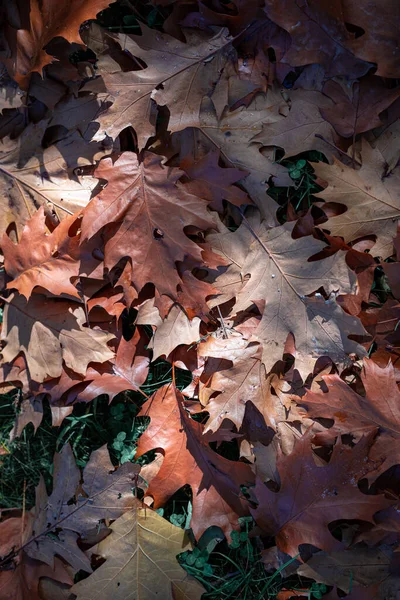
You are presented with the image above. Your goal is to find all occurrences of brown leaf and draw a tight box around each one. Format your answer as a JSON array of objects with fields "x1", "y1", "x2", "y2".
[
  {"x1": 70, "y1": 502, "x2": 204, "y2": 600},
  {"x1": 0, "y1": 123, "x2": 111, "y2": 237},
  {"x1": 1, "y1": 293, "x2": 115, "y2": 382},
  {"x1": 2, "y1": 208, "x2": 81, "y2": 299},
  {"x1": 147, "y1": 305, "x2": 201, "y2": 360},
  {"x1": 302, "y1": 358, "x2": 400, "y2": 477},
  {"x1": 10, "y1": 396, "x2": 45, "y2": 440},
  {"x1": 314, "y1": 140, "x2": 400, "y2": 258},
  {"x1": 199, "y1": 90, "x2": 291, "y2": 225},
  {"x1": 198, "y1": 336, "x2": 269, "y2": 432},
  {"x1": 35, "y1": 329, "x2": 149, "y2": 404},
  {"x1": 59, "y1": 444, "x2": 141, "y2": 535},
  {"x1": 0, "y1": 554, "x2": 72, "y2": 600},
  {"x1": 343, "y1": 0, "x2": 400, "y2": 78},
  {"x1": 208, "y1": 207, "x2": 366, "y2": 375},
  {"x1": 251, "y1": 90, "x2": 339, "y2": 159},
  {"x1": 136, "y1": 384, "x2": 254, "y2": 538},
  {"x1": 263, "y1": 0, "x2": 370, "y2": 77},
  {"x1": 3, "y1": 0, "x2": 112, "y2": 88},
  {"x1": 251, "y1": 430, "x2": 391, "y2": 556},
  {"x1": 81, "y1": 152, "x2": 216, "y2": 305},
  {"x1": 21, "y1": 444, "x2": 141, "y2": 576},
  {"x1": 83, "y1": 22, "x2": 233, "y2": 147},
  {"x1": 297, "y1": 546, "x2": 392, "y2": 593},
  {"x1": 179, "y1": 150, "x2": 250, "y2": 212},
  {"x1": 321, "y1": 78, "x2": 400, "y2": 138}
]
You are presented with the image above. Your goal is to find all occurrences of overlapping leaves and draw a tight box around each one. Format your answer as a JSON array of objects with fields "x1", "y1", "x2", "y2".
[{"x1": 1, "y1": 0, "x2": 400, "y2": 598}]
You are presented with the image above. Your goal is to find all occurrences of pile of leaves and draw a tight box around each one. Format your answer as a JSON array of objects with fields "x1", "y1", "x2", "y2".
[{"x1": 0, "y1": 0, "x2": 400, "y2": 598}]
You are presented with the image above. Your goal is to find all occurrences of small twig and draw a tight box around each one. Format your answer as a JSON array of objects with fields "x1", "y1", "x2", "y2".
[
  {"x1": 216, "y1": 305, "x2": 228, "y2": 339},
  {"x1": 172, "y1": 361, "x2": 176, "y2": 390},
  {"x1": 352, "y1": 82, "x2": 360, "y2": 169},
  {"x1": 21, "y1": 480, "x2": 26, "y2": 547}
]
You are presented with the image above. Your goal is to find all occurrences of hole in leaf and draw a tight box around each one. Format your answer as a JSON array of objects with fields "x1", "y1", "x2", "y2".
[
  {"x1": 267, "y1": 47, "x2": 276, "y2": 63},
  {"x1": 344, "y1": 22, "x2": 365, "y2": 38},
  {"x1": 153, "y1": 228, "x2": 164, "y2": 240}
]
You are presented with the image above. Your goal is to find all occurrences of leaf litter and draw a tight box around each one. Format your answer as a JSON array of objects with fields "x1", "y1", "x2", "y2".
[{"x1": 0, "y1": 0, "x2": 400, "y2": 598}]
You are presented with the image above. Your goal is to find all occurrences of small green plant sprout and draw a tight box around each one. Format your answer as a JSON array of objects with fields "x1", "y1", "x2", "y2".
[{"x1": 288, "y1": 159, "x2": 307, "y2": 181}]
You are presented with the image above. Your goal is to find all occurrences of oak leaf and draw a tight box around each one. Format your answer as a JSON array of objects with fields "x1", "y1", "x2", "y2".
[
  {"x1": 251, "y1": 431, "x2": 391, "y2": 556},
  {"x1": 297, "y1": 546, "x2": 392, "y2": 594},
  {"x1": 366, "y1": 118, "x2": 400, "y2": 176},
  {"x1": 0, "y1": 123, "x2": 111, "y2": 237},
  {"x1": 1, "y1": 207, "x2": 81, "y2": 299},
  {"x1": 382, "y1": 233, "x2": 400, "y2": 299},
  {"x1": 81, "y1": 152, "x2": 216, "y2": 304},
  {"x1": 343, "y1": 0, "x2": 400, "y2": 78},
  {"x1": 179, "y1": 149, "x2": 249, "y2": 212},
  {"x1": 314, "y1": 139, "x2": 400, "y2": 258},
  {"x1": 135, "y1": 384, "x2": 254, "y2": 538},
  {"x1": 35, "y1": 328, "x2": 150, "y2": 404},
  {"x1": 145, "y1": 304, "x2": 201, "y2": 361},
  {"x1": 1, "y1": 293, "x2": 115, "y2": 382},
  {"x1": 70, "y1": 502, "x2": 204, "y2": 600},
  {"x1": 84, "y1": 22, "x2": 233, "y2": 147},
  {"x1": 0, "y1": 444, "x2": 143, "y2": 598},
  {"x1": 321, "y1": 78, "x2": 400, "y2": 139},
  {"x1": 251, "y1": 90, "x2": 339, "y2": 159},
  {"x1": 198, "y1": 336, "x2": 269, "y2": 433},
  {"x1": 0, "y1": 554, "x2": 72, "y2": 600},
  {"x1": 208, "y1": 207, "x2": 366, "y2": 375},
  {"x1": 301, "y1": 358, "x2": 400, "y2": 477},
  {"x1": 3, "y1": 0, "x2": 112, "y2": 88},
  {"x1": 263, "y1": 0, "x2": 371, "y2": 77},
  {"x1": 199, "y1": 90, "x2": 291, "y2": 225},
  {"x1": 35, "y1": 444, "x2": 140, "y2": 538}
]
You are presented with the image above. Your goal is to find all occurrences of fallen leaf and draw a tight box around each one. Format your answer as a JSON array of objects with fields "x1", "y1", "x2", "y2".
[
  {"x1": 1, "y1": 208, "x2": 81, "y2": 299},
  {"x1": 263, "y1": 0, "x2": 371, "y2": 77},
  {"x1": 70, "y1": 502, "x2": 204, "y2": 600},
  {"x1": 314, "y1": 139, "x2": 400, "y2": 258},
  {"x1": 198, "y1": 336, "x2": 269, "y2": 432},
  {"x1": 208, "y1": 207, "x2": 366, "y2": 375},
  {"x1": 297, "y1": 545, "x2": 392, "y2": 593},
  {"x1": 83, "y1": 22, "x2": 232, "y2": 147},
  {"x1": 136, "y1": 384, "x2": 254, "y2": 537},
  {"x1": 251, "y1": 90, "x2": 339, "y2": 158},
  {"x1": 0, "y1": 554, "x2": 72, "y2": 600},
  {"x1": 1, "y1": 293, "x2": 115, "y2": 382},
  {"x1": 81, "y1": 152, "x2": 216, "y2": 305},
  {"x1": 179, "y1": 149, "x2": 249, "y2": 212},
  {"x1": 321, "y1": 78, "x2": 400, "y2": 138},
  {"x1": 302, "y1": 358, "x2": 400, "y2": 477},
  {"x1": 250, "y1": 430, "x2": 391, "y2": 556},
  {"x1": 3, "y1": 0, "x2": 112, "y2": 88},
  {"x1": 343, "y1": 0, "x2": 400, "y2": 78},
  {"x1": 147, "y1": 305, "x2": 201, "y2": 361},
  {"x1": 199, "y1": 89, "x2": 291, "y2": 225},
  {"x1": 0, "y1": 123, "x2": 111, "y2": 237}
]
